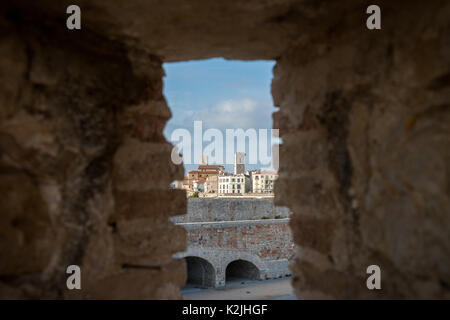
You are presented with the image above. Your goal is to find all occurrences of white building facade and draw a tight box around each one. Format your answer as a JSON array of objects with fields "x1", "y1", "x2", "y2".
[
  {"x1": 193, "y1": 180, "x2": 205, "y2": 193},
  {"x1": 218, "y1": 174, "x2": 250, "y2": 194},
  {"x1": 251, "y1": 171, "x2": 278, "y2": 193}
]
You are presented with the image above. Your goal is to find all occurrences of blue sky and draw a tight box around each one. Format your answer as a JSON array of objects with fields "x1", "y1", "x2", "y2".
[{"x1": 163, "y1": 58, "x2": 277, "y2": 174}]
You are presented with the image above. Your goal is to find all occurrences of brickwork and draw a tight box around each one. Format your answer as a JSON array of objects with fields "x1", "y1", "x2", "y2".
[
  {"x1": 177, "y1": 219, "x2": 293, "y2": 287},
  {"x1": 174, "y1": 199, "x2": 294, "y2": 288},
  {"x1": 172, "y1": 198, "x2": 291, "y2": 223}
]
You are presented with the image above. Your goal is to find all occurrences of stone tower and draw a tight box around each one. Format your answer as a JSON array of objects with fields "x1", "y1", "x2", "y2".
[{"x1": 234, "y1": 152, "x2": 245, "y2": 174}]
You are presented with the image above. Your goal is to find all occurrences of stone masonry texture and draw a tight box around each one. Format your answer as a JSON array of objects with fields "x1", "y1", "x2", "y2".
[
  {"x1": 178, "y1": 220, "x2": 294, "y2": 288},
  {"x1": 172, "y1": 198, "x2": 291, "y2": 223},
  {"x1": 0, "y1": 0, "x2": 449, "y2": 299},
  {"x1": 174, "y1": 199, "x2": 294, "y2": 287}
]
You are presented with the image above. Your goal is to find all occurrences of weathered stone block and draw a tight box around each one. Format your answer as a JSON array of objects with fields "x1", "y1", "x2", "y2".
[
  {"x1": 70, "y1": 260, "x2": 186, "y2": 299},
  {"x1": 114, "y1": 218, "x2": 186, "y2": 266},
  {"x1": 115, "y1": 189, "x2": 186, "y2": 219},
  {"x1": 113, "y1": 138, "x2": 183, "y2": 191}
]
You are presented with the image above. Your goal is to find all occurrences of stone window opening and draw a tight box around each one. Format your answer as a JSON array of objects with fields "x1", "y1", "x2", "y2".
[
  {"x1": 163, "y1": 57, "x2": 282, "y2": 296},
  {"x1": 1, "y1": 1, "x2": 448, "y2": 300}
]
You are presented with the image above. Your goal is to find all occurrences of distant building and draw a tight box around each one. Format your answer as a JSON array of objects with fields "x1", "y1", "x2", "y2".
[
  {"x1": 205, "y1": 175, "x2": 218, "y2": 194},
  {"x1": 184, "y1": 154, "x2": 278, "y2": 196},
  {"x1": 185, "y1": 157, "x2": 224, "y2": 194},
  {"x1": 251, "y1": 171, "x2": 278, "y2": 194},
  {"x1": 234, "y1": 152, "x2": 245, "y2": 174},
  {"x1": 217, "y1": 152, "x2": 251, "y2": 195},
  {"x1": 181, "y1": 177, "x2": 193, "y2": 192},
  {"x1": 188, "y1": 170, "x2": 219, "y2": 181},
  {"x1": 193, "y1": 178, "x2": 206, "y2": 193},
  {"x1": 197, "y1": 164, "x2": 224, "y2": 174},
  {"x1": 218, "y1": 173, "x2": 250, "y2": 194}
]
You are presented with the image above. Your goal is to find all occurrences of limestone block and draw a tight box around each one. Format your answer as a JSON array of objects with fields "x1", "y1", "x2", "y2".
[
  {"x1": 114, "y1": 217, "x2": 186, "y2": 266},
  {"x1": 76, "y1": 260, "x2": 186, "y2": 299},
  {"x1": 120, "y1": 101, "x2": 172, "y2": 142},
  {"x1": 114, "y1": 189, "x2": 186, "y2": 220},
  {"x1": 113, "y1": 138, "x2": 183, "y2": 191}
]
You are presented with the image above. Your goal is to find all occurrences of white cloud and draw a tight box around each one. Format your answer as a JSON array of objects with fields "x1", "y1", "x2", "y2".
[
  {"x1": 164, "y1": 98, "x2": 279, "y2": 172},
  {"x1": 182, "y1": 98, "x2": 274, "y2": 130}
]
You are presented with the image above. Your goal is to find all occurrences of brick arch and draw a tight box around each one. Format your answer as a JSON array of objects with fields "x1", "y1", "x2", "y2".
[
  {"x1": 184, "y1": 256, "x2": 216, "y2": 288},
  {"x1": 225, "y1": 259, "x2": 260, "y2": 282},
  {"x1": 221, "y1": 252, "x2": 266, "y2": 280},
  {"x1": 177, "y1": 247, "x2": 219, "y2": 266}
]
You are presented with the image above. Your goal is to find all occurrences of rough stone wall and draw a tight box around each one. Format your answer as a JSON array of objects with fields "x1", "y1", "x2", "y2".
[
  {"x1": 273, "y1": 1, "x2": 450, "y2": 299},
  {"x1": 1, "y1": 0, "x2": 449, "y2": 300},
  {"x1": 177, "y1": 219, "x2": 294, "y2": 287},
  {"x1": 172, "y1": 198, "x2": 291, "y2": 223},
  {"x1": 184, "y1": 220, "x2": 293, "y2": 260},
  {"x1": 0, "y1": 9, "x2": 185, "y2": 299},
  {"x1": 174, "y1": 199, "x2": 294, "y2": 288}
]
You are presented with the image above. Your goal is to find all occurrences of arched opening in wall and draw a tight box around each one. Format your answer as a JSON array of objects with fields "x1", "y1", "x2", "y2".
[
  {"x1": 225, "y1": 259, "x2": 260, "y2": 283},
  {"x1": 184, "y1": 256, "x2": 215, "y2": 288},
  {"x1": 163, "y1": 58, "x2": 294, "y2": 298}
]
